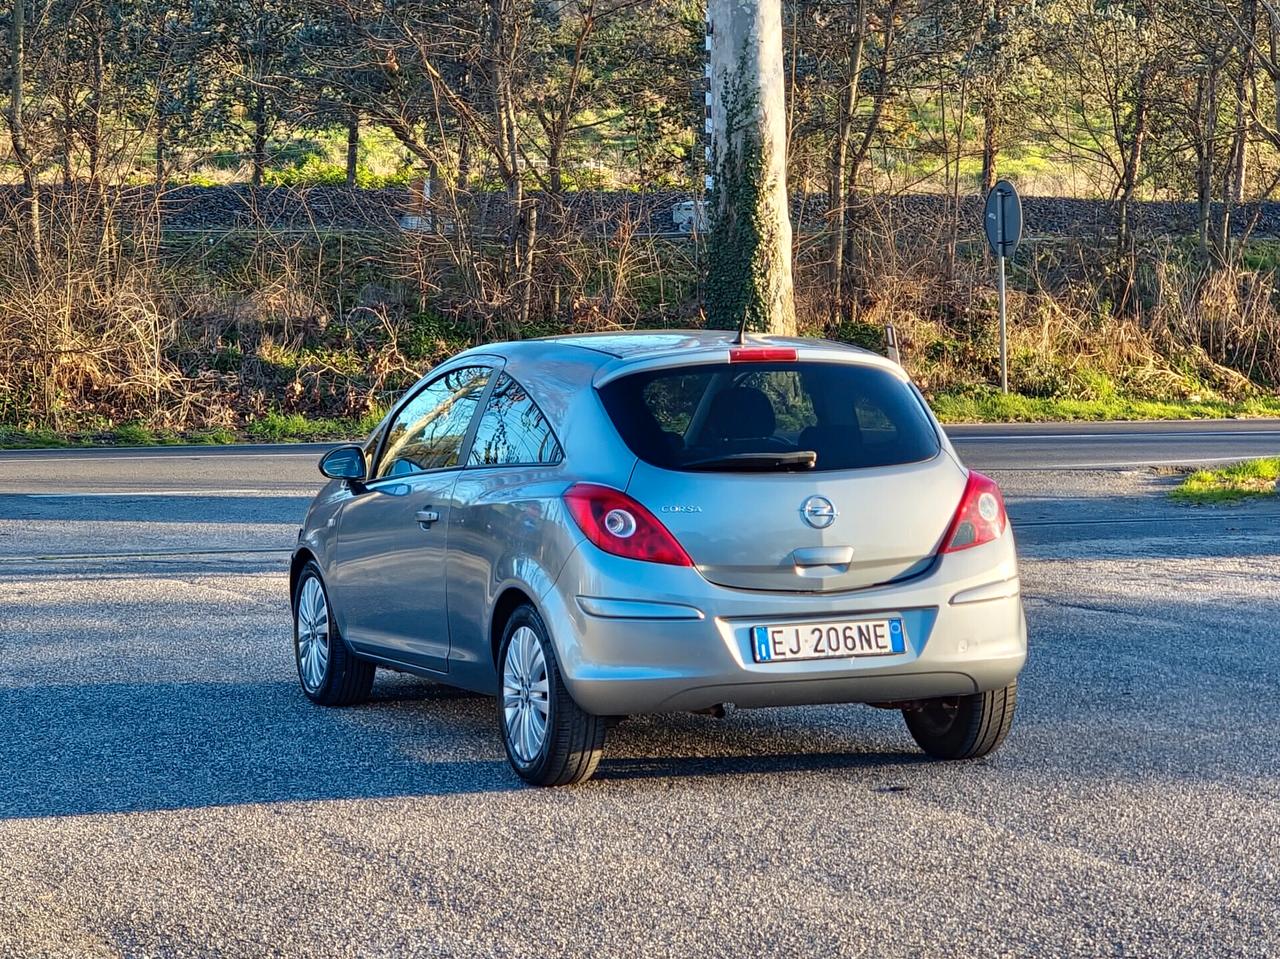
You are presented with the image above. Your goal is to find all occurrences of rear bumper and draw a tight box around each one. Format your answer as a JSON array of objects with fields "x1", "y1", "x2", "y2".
[{"x1": 541, "y1": 535, "x2": 1027, "y2": 715}]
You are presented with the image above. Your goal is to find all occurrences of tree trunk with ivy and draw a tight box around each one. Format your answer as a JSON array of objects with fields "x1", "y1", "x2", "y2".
[{"x1": 706, "y1": 0, "x2": 796, "y2": 336}]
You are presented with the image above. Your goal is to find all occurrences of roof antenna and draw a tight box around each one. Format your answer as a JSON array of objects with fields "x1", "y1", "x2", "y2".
[{"x1": 734, "y1": 308, "x2": 750, "y2": 346}]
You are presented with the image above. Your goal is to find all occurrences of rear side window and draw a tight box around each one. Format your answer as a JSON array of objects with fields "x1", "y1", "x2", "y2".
[
  {"x1": 468, "y1": 373, "x2": 562, "y2": 466},
  {"x1": 598, "y1": 361, "x2": 940, "y2": 472}
]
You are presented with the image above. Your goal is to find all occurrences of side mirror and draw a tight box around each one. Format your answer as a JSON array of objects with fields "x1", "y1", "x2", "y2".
[{"x1": 319, "y1": 445, "x2": 367, "y2": 484}]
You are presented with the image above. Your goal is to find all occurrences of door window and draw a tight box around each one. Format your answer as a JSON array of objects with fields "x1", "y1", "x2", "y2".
[
  {"x1": 468, "y1": 373, "x2": 562, "y2": 466},
  {"x1": 374, "y1": 366, "x2": 490, "y2": 479}
]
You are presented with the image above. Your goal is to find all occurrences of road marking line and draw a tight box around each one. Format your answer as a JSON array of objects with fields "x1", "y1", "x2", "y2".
[
  {"x1": 0, "y1": 547, "x2": 292, "y2": 562},
  {"x1": 1017, "y1": 514, "x2": 1280, "y2": 528},
  {"x1": 989, "y1": 456, "x2": 1279, "y2": 469},
  {"x1": 955, "y1": 431, "x2": 1280, "y2": 441},
  {"x1": 0, "y1": 443, "x2": 335, "y2": 458},
  {"x1": 20, "y1": 489, "x2": 311, "y2": 497}
]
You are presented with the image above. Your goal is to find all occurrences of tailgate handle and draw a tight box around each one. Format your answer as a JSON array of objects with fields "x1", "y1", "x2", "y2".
[{"x1": 792, "y1": 546, "x2": 854, "y2": 567}]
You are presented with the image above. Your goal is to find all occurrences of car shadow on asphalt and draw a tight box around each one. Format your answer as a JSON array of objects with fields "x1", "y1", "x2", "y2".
[
  {"x1": 595, "y1": 750, "x2": 928, "y2": 782},
  {"x1": 0, "y1": 673, "x2": 939, "y2": 819},
  {"x1": 0, "y1": 678, "x2": 517, "y2": 820}
]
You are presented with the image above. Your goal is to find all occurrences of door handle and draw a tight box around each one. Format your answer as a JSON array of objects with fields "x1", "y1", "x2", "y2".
[{"x1": 415, "y1": 508, "x2": 440, "y2": 530}]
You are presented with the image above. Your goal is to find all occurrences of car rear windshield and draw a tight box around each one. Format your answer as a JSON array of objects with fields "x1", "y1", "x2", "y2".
[{"x1": 598, "y1": 361, "x2": 941, "y2": 472}]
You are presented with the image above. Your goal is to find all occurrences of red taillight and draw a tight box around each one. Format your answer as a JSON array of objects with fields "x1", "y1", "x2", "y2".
[
  {"x1": 729, "y1": 347, "x2": 797, "y2": 363},
  {"x1": 940, "y1": 471, "x2": 1008, "y2": 553},
  {"x1": 563, "y1": 484, "x2": 693, "y2": 566}
]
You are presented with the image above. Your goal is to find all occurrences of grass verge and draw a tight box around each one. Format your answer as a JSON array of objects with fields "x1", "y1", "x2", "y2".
[
  {"x1": 243, "y1": 410, "x2": 384, "y2": 443},
  {"x1": 0, "y1": 412, "x2": 381, "y2": 450},
  {"x1": 1170, "y1": 458, "x2": 1280, "y2": 505},
  {"x1": 930, "y1": 391, "x2": 1280, "y2": 424}
]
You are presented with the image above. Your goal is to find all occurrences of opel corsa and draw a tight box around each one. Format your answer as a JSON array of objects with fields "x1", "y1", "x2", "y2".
[{"x1": 291, "y1": 331, "x2": 1027, "y2": 786}]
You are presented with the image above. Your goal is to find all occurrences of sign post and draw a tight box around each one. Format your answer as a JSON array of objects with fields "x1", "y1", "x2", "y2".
[{"x1": 984, "y1": 180, "x2": 1022, "y2": 394}]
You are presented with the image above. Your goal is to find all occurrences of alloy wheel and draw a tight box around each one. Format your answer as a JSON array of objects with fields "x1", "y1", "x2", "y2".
[
  {"x1": 502, "y1": 626, "x2": 550, "y2": 763},
  {"x1": 296, "y1": 576, "x2": 331, "y2": 692}
]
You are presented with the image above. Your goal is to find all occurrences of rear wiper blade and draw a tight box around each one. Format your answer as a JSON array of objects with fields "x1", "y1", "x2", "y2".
[{"x1": 682, "y1": 451, "x2": 818, "y2": 472}]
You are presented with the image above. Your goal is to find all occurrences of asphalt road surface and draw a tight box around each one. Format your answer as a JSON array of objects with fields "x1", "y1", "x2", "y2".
[
  {"x1": 1, "y1": 424, "x2": 1278, "y2": 957},
  {"x1": 947, "y1": 418, "x2": 1280, "y2": 469}
]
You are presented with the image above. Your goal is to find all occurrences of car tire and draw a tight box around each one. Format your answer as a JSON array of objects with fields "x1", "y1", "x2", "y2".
[
  {"x1": 902, "y1": 681, "x2": 1017, "y2": 760},
  {"x1": 498, "y1": 605, "x2": 605, "y2": 786},
  {"x1": 293, "y1": 561, "x2": 375, "y2": 707}
]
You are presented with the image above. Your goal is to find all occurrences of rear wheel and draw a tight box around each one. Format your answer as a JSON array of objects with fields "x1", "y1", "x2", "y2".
[
  {"x1": 293, "y1": 562, "x2": 375, "y2": 707},
  {"x1": 498, "y1": 605, "x2": 605, "y2": 786},
  {"x1": 903, "y1": 681, "x2": 1017, "y2": 760}
]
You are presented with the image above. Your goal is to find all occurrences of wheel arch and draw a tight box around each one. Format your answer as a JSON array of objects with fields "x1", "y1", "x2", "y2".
[
  {"x1": 489, "y1": 585, "x2": 541, "y2": 667},
  {"x1": 290, "y1": 547, "x2": 318, "y2": 601}
]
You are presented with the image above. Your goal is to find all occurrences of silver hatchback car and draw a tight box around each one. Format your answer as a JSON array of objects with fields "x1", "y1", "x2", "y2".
[{"x1": 291, "y1": 331, "x2": 1026, "y2": 785}]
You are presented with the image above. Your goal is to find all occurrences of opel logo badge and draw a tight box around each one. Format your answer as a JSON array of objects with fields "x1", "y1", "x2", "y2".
[{"x1": 800, "y1": 495, "x2": 837, "y2": 530}]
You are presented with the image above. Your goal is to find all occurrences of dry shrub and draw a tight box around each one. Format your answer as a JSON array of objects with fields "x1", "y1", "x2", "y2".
[
  {"x1": 1150, "y1": 253, "x2": 1280, "y2": 389},
  {"x1": 0, "y1": 191, "x2": 186, "y2": 430},
  {"x1": 794, "y1": 209, "x2": 1280, "y2": 400},
  {"x1": 0, "y1": 187, "x2": 434, "y2": 432},
  {"x1": 5, "y1": 184, "x2": 1279, "y2": 437}
]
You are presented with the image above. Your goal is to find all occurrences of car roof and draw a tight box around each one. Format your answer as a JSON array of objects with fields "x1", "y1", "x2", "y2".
[
  {"x1": 451, "y1": 329, "x2": 888, "y2": 378},
  {"x1": 531, "y1": 329, "x2": 879, "y2": 361},
  {"x1": 444, "y1": 330, "x2": 901, "y2": 404}
]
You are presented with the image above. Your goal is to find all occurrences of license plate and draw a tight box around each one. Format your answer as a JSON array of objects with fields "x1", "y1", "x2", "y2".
[{"x1": 751, "y1": 618, "x2": 906, "y2": 663}]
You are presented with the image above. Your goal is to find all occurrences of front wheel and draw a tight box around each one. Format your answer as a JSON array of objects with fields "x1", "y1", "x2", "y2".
[
  {"x1": 498, "y1": 605, "x2": 606, "y2": 786},
  {"x1": 903, "y1": 681, "x2": 1017, "y2": 760},
  {"x1": 293, "y1": 561, "x2": 375, "y2": 707}
]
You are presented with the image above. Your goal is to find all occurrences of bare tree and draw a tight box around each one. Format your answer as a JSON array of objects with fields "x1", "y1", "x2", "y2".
[
  {"x1": 825, "y1": 0, "x2": 868, "y2": 321},
  {"x1": 1038, "y1": 0, "x2": 1160, "y2": 258},
  {"x1": 5, "y1": 0, "x2": 43, "y2": 264}
]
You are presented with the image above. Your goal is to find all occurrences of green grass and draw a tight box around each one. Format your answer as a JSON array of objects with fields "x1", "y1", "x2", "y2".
[
  {"x1": 0, "y1": 426, "x2": 71, "y2": 449},
  {"x1": 930, "y1": 391, "x2": 1280, "y2": 424},
  {"x1": 243, "y1": 410, "x2": 384, "y2": 443},
  {"x1": 111, "y1": 421, "x2": 194, "y2": 446},
  {"x1": 1170, "y1": 458, "x2": 1280, "y2": 505},
  {"x1": 261, "y1": 155, "x2": 415, "y2": 190},
  {"x1": 188, "y1": 427, "x2": 239, "y2": 446},
  {"x1": 0, "y1": 414, "x2": 379, "y2": 449}
]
